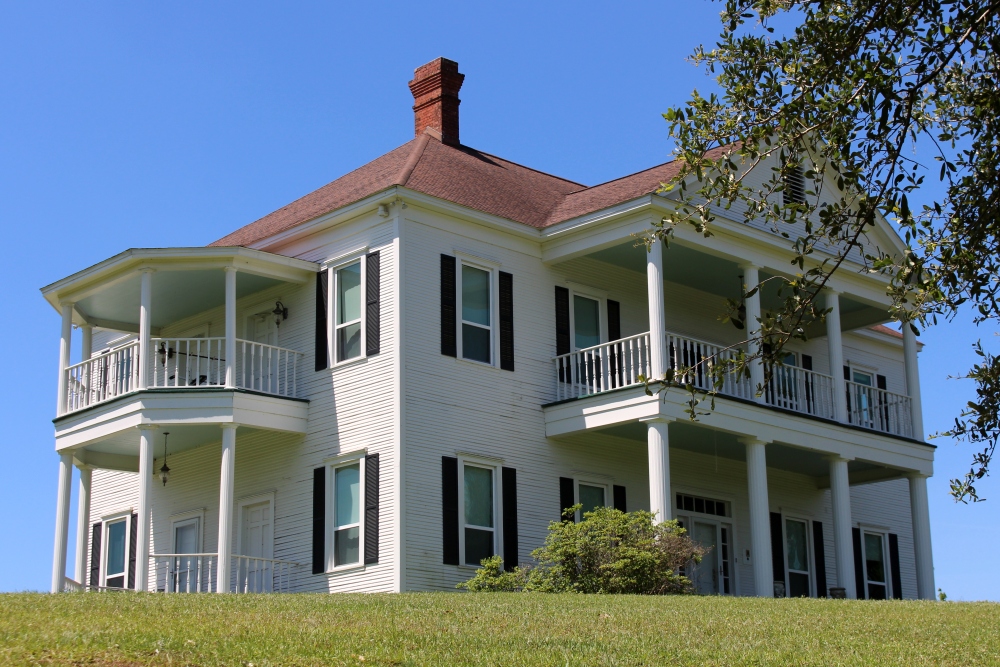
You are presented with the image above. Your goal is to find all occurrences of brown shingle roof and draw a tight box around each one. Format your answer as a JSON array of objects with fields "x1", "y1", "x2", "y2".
[{"x1": 210, "y1": 133, "x2": 728, "y2": 247}]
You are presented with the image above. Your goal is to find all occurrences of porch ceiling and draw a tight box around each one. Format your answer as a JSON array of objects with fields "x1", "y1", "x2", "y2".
[{"x1": 588, "y1": 241, "x2": 889, "y2": 335}]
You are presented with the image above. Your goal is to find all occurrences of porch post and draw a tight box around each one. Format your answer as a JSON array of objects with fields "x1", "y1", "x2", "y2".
[
  {"x1": 224, "y1": 267, "x2": 237, "y2": 388},
  {"x1": 646, "y1": 242, "x2": 668, "y2": 378},
  {"x1": 81, "y1": 326, "x2": 93, "y2": 362},
  {"x1": 216, "y1": 424, "x2": 237, "y2": 592},
  {"x1": 73, "y1": 464, "x2": 92, "y2": 585},
  {"x1": 56, "y1": 303, "x2": 74, "y2": 416},
  {"x1": 741, "y1": 265, "x2": 765, "y2": 403},
  {"x1": 50, "y1": 451, "x2": 73, "y2": 593},
  {"x1": 138, "y1": 269, "x2": 153, "y2": 390},
  {"x1": 743, "y1": 438, "x2": 772, "y2": 596},
  {"x1": 903, "y1": 325, "x2": 924, "y2": 440},
  {"x1": 135, "y1": 426, "x2": 155, "y2": 592},
  {"x1": 642, "y1": 418, "x2": 673, "y2": 522},
  {"x1": 825, "y1": 290, "x2": 849, "y2": 423},
  {"x1": 829, "y1": 456, "x2": 857, "y2": 599},
  {"x1": 908, "y1": 474, "x2": 935, "y2": 600}
]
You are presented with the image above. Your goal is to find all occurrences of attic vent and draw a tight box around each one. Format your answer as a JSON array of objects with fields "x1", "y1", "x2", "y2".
[{"x1": 783, "y1": 165, "x2": 806, "y2": 205}]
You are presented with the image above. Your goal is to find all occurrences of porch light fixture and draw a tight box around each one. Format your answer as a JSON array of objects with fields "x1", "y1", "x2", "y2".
[
  {"x1": 272, "y1": 300, "x2": 289, "y2": 327},
  {"x1": 158, "y1": 432, "x2": 171, "y2": 486}
]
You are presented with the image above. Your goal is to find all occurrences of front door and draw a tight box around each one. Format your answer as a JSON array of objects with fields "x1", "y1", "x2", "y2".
[
  {"x1": 689, "y1": 520, "x2": 733, "y2": 595},
  {"x1": 247, "y1": 313, "x2": 278, "y2": 391},
  {"x1": 171, "y1": 517, "x2": 200, "y2": 592},
  {"x1": 238, "y1": 499, "x2": 273, "y2": 592}
]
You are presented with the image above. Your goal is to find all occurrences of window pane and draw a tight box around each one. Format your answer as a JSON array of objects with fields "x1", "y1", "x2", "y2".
[
  {"x1": 465, "y1": 527, "x2": 494, "y2": 566},
  {"x1": 106, "y1": 520, "x2": 127, "y2": 576},
  {"x1": 334, "y1": 526, "x2": 360, "y2": 566},
  {"x1": 335, "y1": 463, "x2": 361, "y2": 527},
  {"x1": 853, "y1": 370, "x2": 873, "y2": 386},
  {"x1": 578, "y1": 484, "x2": 605, "y2": 516},
  {"x1": 105, "y1": 575, "x2": 125, "y2": 589},
  {"x1": 337, "y1": 262, "x2": 362, "y2": 325},
  {"x1": 337, "y1": 322, "x2": 362, "y2": 361},
  {"x1": 462, "y1": 323, "x2": 491, "y2": 364},
  {"x1": 573, "y1": 296, "x2": 600, "y2": 349},
  {"x1": 461, "y1": 265, "x2": 490, "y2": 326},
  {"x1": 864, "y1": 533, "x2": 886, "y2": 583},
  {"x1": 788, "y1": 572, "x2": 810, "y2": 598},
  {"x1": 464, "y1": 465, "x2": 493, "y2": 528},
  {"x1": 785, "y1": 519, "x2": 809, "y2": 573},
  {"x1": 868, "y1": 583, "x2": 888, "y2": 600}
]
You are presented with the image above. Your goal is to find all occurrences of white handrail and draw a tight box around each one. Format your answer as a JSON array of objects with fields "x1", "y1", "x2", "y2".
[
  {"x1": 553, "y1": 332, "x2": 650, "y2": 401},
  {"x1": 64, "y1": 340, "x2": 140, "y2": 413},
  {"x1": 846, "y1": 380, "x2": 913, "y2": 437},
  {"x1": 765, "y1": 365, "x2": 837, "y2": 420},
  {"x1": 233, "y1": 555, "x2": 300, "y2": 593},
  {"x1": 238, "y1": 339, "x2": 303, "y2": 398},
  {"x1": 150, "y1": 337, "x2": 226, "y2": 388},
  {"x1": 665, "y1": 332, "x2": 752, "y2": 399},
  {"x1": 149, "y1": 553, "x2": 300, "y2": 593}
]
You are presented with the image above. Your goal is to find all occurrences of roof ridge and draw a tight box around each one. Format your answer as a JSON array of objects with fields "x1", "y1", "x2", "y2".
[
  {"x1": 396, "y1": 131, "x2": 431, "y2": 186},
  {"x1": 571, "y1": 158, "x2": 680, "y2": 193}
]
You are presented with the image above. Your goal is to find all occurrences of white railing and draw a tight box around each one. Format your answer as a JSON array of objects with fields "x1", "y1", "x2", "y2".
[
  {"x1": 238, "y1": 340, "x2": 302, "y2": 398},
  {"x1": 554, "y1": 332, "x2": 650, "y2": 401},
  {"x1": 765, "y1": 365, "x2": 837, "y2": 420},
  {"x1": 150, "y1": 337, "x2": 226, "y2": 388},
  {"x1": 150, "y1": 554, "x2": 299, "y2": 593},
  {"x1": 847, "y1": 380, "x2": 913, "y2": 438},
  {"x1": 64, "y1": 340, "x2": 140, "y2": 413},
  {"x1": 665, "y1": 332, "x2": 752, "y2": 400},
  {"x1": 63, "y1": 577, "x2": 84, "y2": 592}
]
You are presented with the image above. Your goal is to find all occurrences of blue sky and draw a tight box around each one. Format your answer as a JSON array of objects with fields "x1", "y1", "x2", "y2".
[{"x1": 1, "y1": 1, "x2": 996, "y2": 600}]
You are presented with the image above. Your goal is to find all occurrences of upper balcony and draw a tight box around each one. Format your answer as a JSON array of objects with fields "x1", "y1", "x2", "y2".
[{"x1": 42, "y1": 247, "x2": 320, "y2": 452}]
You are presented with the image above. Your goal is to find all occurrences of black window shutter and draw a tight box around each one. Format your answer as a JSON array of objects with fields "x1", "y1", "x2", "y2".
[
  {"x1": 89, "y1": 523, "x2": 102, "y2": 587},
  {"x1": 844, "y1": 365, "x2": 851, "y2": 380},
  {"x1": 442, "y1": 457, "x2": 460, "y2": 565},
  {"x1": 812, "y1": 520, "x2": 827, "y2": 598},
  {"x1": 612, "y1": 485, "x2": 627, "y2": 512},
  {"x1": 607, "y1": 300, "x2": 621, "y2": 340},
  {"x1": 801, "y1": 354, "x2": 813, "y2": 370},
  {"x1": 555, "y1": 287, "x2": 570, "y2": 356},
  {"x1": 498, "y1": 271, "x2": 515, "y2": 371},
  {"x1": 844, "y1": 366, "x2": 852, "y2": 423},
  {"x1": 888, "y1": 533, "x2": 903, "y2": 600},
  {"x1": 366, "y1": 252, "x2": 381, "y2": 356},
  {"x1": 501, "y1": 467, "x2": 518, "y2": 569},
  {"x1": 364, "y1": 454, "x2": 380, "y2": 564},
  {"x1": 559, "y1": 476, "x2": 575, "y2": 521},
  {"x1": 876, "y1": 374, "x2": 887, "y2": 390},
  {"x1": 852, "y1": 527, "x2": 866, "y2": 599},
  {"x1": 127, "y1": 512, "x2": 138, "y2": 590},
  {"x1": 315, "y1": 271, "x2": 329, "y2": 371},
  {"x1": 440, "y1": 255, "x2": 457, "y2": 357},
  {"x1": 312, "y1": 467, "x2": 325, "y2": 574},
  {"x1": 770, "y1": 512, "x2": 785, "y2": 596}
]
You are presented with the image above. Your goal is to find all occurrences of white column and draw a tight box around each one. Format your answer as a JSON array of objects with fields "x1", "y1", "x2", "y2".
[
  {"x1": 744, "y1": 438, "x2": 772, "y2": 596},
  {"x1": 224, "y1": 267, "x2": 237, "y2": 388},
  {"x1": 73, "y1": 465, "x2": 92, "y2": 585},
  {"x1": 908, "y1": 474, "x2": 935, "y2": 600},
  {"x1": 56, "y1": 303, "x2": 74, "y2": 416},
  {"x1": 81, "y1": 326, "x2": 93, "y2": 362},
  {"x1": 135, "y1": 427, "x2": 155, "y2": 592},
  {"x1": 50, "y1": 451, "x2": 73, "y2": 593},
  {"x1": 903, "y1": 325, "x2": 924, "y2": 440},
  {"x1": 829, "y1": 456, "x2": 857, "y2": 599},
  {"x1": 216, "y1": 424, "x2": 237, "y2": 592},
  {"x1": 742, "y1": 265, "x2": 765, "y2": 403},
  {"x1": 826, "y1": 290, "x2": 849, "y2": 423},
  {"x1": 138, "y1": 269, "x2": 153, "y2": 390},
  {"x1": 646, "y1": 242, "x2": 667, "y2": 378},
  {"x1": 643, "y1": 418, "x2": 672, "y2": 522}
]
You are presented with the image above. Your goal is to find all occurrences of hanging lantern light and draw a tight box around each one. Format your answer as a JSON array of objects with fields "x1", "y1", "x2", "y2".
[{"x1": 158, "y1": 431, "x2": 171, "y2": 486}]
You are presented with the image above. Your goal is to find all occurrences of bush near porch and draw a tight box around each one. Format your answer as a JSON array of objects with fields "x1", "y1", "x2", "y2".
[{"x1": 1, "y1": 592, "x2": 997, "y2": 666}]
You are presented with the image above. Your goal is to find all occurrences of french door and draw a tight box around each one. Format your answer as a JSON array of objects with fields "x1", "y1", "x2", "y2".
[{"x1": 685, "y1": 518, "x2": 734, "y2": 595}]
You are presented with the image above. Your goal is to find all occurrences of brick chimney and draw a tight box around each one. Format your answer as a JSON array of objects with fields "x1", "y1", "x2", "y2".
[{"x1": 408, "y1": 58, "x2": 465, "y2": 145}]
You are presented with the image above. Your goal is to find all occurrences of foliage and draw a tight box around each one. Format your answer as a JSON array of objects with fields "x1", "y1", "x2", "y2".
[
  {"x1": 656, "y1": 0, "x2": 1000, "y2": 501},
  {"x1": 459, "y1": 506, "x2": 705, "y2": 595}
]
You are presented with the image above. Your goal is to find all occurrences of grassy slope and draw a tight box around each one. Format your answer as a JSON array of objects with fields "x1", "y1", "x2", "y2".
[{"x1": 1, "y1": 593, "x2": 997, "y2": 666}]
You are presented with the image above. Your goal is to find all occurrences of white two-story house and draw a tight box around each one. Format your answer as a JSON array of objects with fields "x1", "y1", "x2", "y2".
[{"x1": 44, "y1": 58, "x2": 935, "y2": 600}]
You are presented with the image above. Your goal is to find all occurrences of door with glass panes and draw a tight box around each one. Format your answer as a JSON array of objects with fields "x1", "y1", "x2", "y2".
[
  {"x1": 571, "y1": 294, "x2": 602, "y2": 388},
  {"x1": 676, "y1": 493, "x2": 734, "y2": 596},
  {"x1": 783, "y1": 517, "x2": 812, "y2": 597},
  {"x1": 171, "y1": 517, "x2": 201, "y2": 592}
]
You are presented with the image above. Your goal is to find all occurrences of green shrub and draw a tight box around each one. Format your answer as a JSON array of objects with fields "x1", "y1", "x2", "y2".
[{"x1": 459, "y1": 506, "x2": 705, "y2": 594}]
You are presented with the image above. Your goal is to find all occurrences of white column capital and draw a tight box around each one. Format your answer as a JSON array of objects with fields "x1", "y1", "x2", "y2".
[
  {"x1": 739, "y1": 261, "x2": 761, "y2": 273},
  {"x1": 59, "y1": 300, "x2": 76, "y2": 310},
  {"x1": 825, "y1": 454, "x2": 854, "y2": 463},
  {"x1": 639, "y1": 416, "x2": 674, "y2": 425},
  {"x1": 138, "y1": 266, "x2": 156, "y2": 274},
  {"x1": 220, "y1": 423, "x2": 239, "y2": 431},
  {"x1": 738, "y1": 436, "x2": 770, "y2": 447},
  {"x1": 223, "y1": 265, "x2": 238, "y2": 273},
  {"x1": 136, "y1": 423, "x2": 159, "y2": 431}
]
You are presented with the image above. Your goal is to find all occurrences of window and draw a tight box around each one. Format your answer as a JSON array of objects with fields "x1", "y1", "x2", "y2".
[
  {"x1": 459, "y1": 263, "x2": 493, "y2": 364},
  {"x1": 675, "y1": 493, "x2": 730, "y2": 518},
  {"x1": 332, "y1": 261, "x2": 363, "y2": 363},
  {"x1": 102, "y1": 516, "x2": 129, "y2": 589},
  {"x1": 862, "y1": 531, "x2": 889, "y2": 599},
  {"x1": 461, "y1": 463, "x2": 497, "y2": 566},
  {"x1": 572, "y1": 295, "x2": 601, "y2": 350},
  {"x1": 576, "y1": 480, "x2": 609, "y2": 520},
  {"x1": 328, "y1": 460, "x2": 362, "y2": 569},
  {"x1": 850, "y1": 368, "x2": 875, "y2": 425},
  {"x1": 783, "y1": 165, "x2": 806, "y2": 205},
  {"x1": 784, "y1": 518, "x2": 811, "y2": 598}
]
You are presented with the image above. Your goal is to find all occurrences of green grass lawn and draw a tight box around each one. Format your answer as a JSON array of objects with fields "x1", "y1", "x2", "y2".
[{"x1": 1, "y1": 592, "x2": 997, "y2": 666}]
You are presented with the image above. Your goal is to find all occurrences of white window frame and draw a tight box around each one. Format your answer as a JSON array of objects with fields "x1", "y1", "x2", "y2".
[
  {"x1": 169, "y1": 509, "x2": 205, "y2": 554},
  {"x1": 859, "y1": 527, "x2": 891, "y2": 599},
  {"x1": 456, "y1": 259, "x2": 499, "y2": 367},
  {"x1": 567, "y1": 285, "x2": 607, "y2": 351},
  {"x1": 326, "y1": 252, "x2": 368, "y2": 368},
  {"x1": 457, "y1": 455, "x2": 503, "y2": 568},
  {"x1": 100, "y1": 509, "x2": 133, "y2": 589},
  {"x1": 781, "y1": 514, "x2": 815, "y2": 598},
  {"x1": 574, "y1": 478, "x2": 611, "y2": 521},
  {"x1": 324, "y1": 452, "x2": 366, "y2": 573}
]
